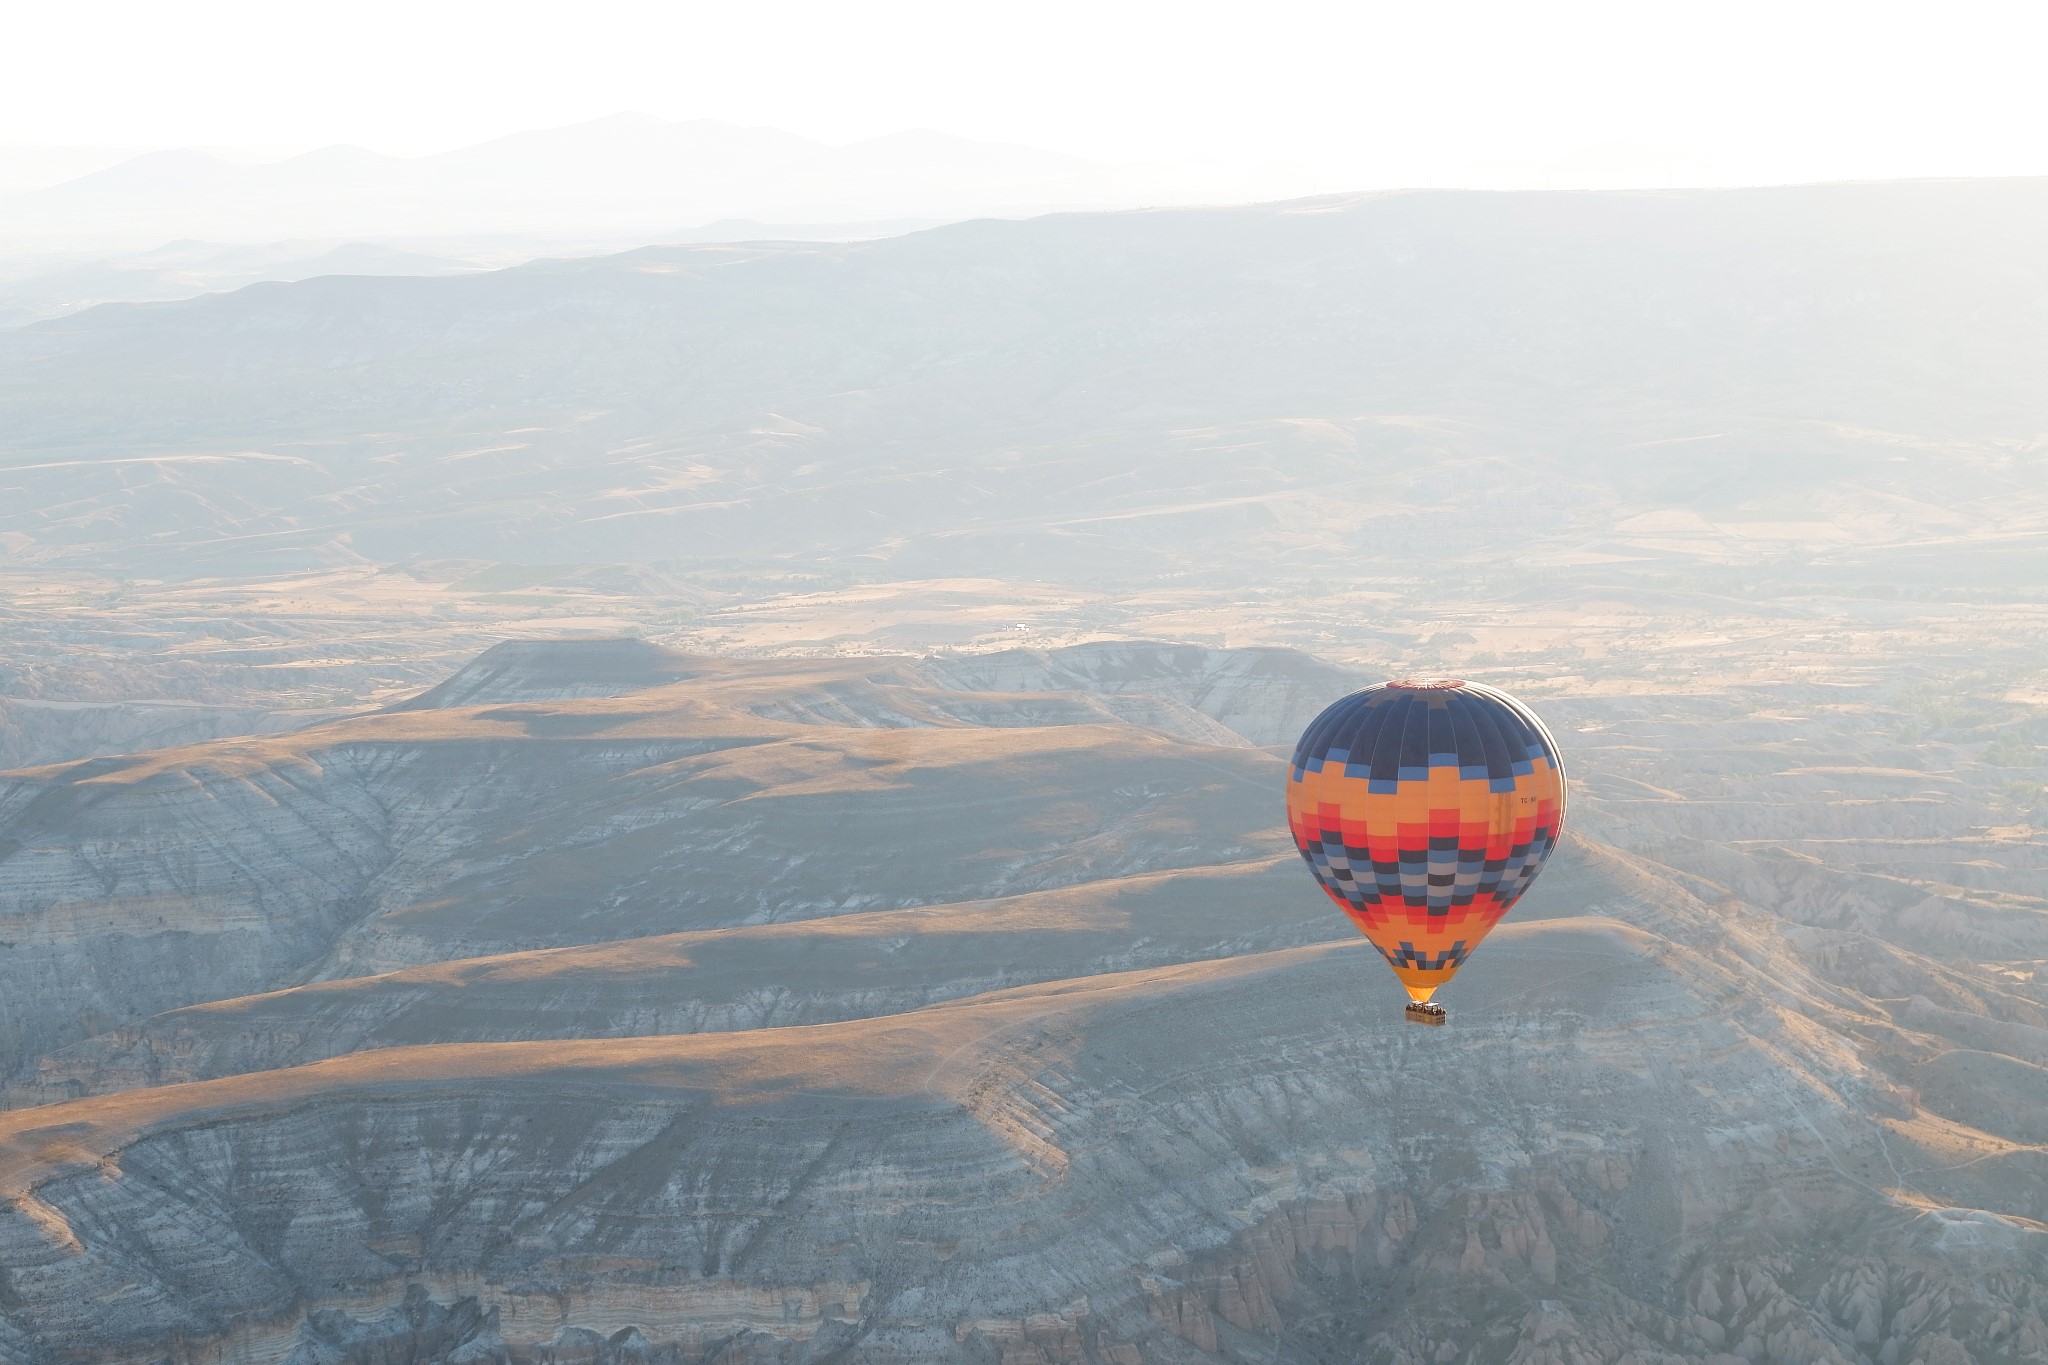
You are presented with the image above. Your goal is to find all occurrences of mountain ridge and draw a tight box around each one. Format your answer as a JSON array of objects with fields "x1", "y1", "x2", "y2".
[
  {"x1": 7, "y1": 180, "x2": 2044, "y2": 584},
  {"x1": 0, "y1": 114, "x2": 1182, "y2": 251}
]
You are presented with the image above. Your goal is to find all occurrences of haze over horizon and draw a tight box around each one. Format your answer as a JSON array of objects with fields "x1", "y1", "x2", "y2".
[{"x1": 6, "y1": 0, "x2": 2044, "y2": 198}]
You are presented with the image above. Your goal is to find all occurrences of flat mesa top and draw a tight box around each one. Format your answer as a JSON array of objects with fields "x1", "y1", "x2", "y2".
[{"x1": 1385, "y1": 678, "x2": 1466, "y2": 691}]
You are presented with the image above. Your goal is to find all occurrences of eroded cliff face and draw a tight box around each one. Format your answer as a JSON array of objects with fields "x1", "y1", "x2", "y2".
[
  {"x1": 3, "y1": 642, "x2": 2046, "y2": 1365},
  {"x1": 0, "y1": 649, "x2": 1303, "y2": 1073},
  {"x1": 12, "y1": 920, "x2": 2032, "y2": 1365},
  {"x1": 9, "y1": 858, "x2": 1336, "y2": 1100},
  {"x1": 0, "y1": 696, "x2": 348, "y2": 773}
]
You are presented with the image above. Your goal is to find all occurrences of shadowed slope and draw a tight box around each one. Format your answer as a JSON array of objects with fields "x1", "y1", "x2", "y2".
[
  {"x1": 11, "y1": 833, "x2": 1725, "y2": 1101},
  {"x1": 1, "y1": 919, "x2": 2039, "y2": 1365},
  {"x1": 0, "y1": 647, "x2": 1289, "y2": 1078},
  {"x1": 13, "y1": 858, "x2": 1324, "y2": 1097},
  {"x1": 387, "y1": 637, "x2": 706, "y2": 710}
]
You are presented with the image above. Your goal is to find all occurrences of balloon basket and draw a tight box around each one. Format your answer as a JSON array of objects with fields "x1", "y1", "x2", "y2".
[{"x1": 1404, "y1": 1002, "x2": 1448, "y2": 1027}]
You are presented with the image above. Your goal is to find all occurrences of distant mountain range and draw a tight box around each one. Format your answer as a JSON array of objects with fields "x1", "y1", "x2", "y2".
[
  {"x1": 0, "y1": 113, "x2": 1202, "y2": 252},
  {"x1": 0, "y1": 237, "x2": 484, "y2": 327},
  {"x1": 0, "y1": 217, "x2": 948, "y2": 326},
  {"x1": 4, "y1": 179, "x2": 2045, "y2": 585}
]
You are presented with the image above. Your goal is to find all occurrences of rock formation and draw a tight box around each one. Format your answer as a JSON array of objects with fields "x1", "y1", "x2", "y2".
[{"x1": 1, "y1": 642, "x2": 2044, "y2": 1363}]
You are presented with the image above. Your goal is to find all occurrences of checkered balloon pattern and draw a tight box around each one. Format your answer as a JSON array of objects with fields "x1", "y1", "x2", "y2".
[{"x1": 1285, "y1": 680, "x2": 1566, "y2": 1002}]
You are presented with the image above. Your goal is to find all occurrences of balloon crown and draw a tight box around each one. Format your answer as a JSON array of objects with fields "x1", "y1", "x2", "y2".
[{"x1": 1384, "y1": 678, "x2": 1466, "y2": 690}]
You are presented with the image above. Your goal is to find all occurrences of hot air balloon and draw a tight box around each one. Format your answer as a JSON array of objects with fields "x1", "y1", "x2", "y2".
[{"x1": 1285, "y1": 679, "x2": 1566, "y2": 1025}]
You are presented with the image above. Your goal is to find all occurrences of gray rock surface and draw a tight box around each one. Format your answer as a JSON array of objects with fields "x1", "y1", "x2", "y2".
[
  {"x1": 0, "y1": 920, "x2": 2039, "y2": 1365},
  {"x1": 0, "y1": 649, "x2": 1300, "y2": 1072},
  {"x1": 0, "y1": 694, "x2": 347, "y2": 771},
  {"x1": 1, "y1": 641, "x2": 2046, "y2": 1364}
]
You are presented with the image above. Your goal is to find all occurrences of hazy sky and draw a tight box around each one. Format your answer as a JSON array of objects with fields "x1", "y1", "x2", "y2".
[{"x1": 6, "y1": 0, "x2": 2045, "y2": 191}]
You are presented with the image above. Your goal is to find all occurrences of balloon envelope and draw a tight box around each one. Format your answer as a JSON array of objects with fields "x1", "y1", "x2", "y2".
[{"x1": 1285, "y1": 680, "x2": 1566, "y2": 1002}]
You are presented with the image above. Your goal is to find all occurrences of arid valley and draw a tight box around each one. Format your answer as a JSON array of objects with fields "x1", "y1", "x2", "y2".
[{"x1": 1, "y1": 178, "x2": 2046, "y2": 1364}]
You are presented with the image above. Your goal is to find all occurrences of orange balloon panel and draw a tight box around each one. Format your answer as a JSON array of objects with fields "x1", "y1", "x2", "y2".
[{"x1": 1284, "y1": 680, "x2": 1566, "y2": 1002}]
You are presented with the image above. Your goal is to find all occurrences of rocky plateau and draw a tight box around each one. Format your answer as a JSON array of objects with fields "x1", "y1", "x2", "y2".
[{"x1": 2, "y1": 180, "x2": 2046, "y2": 1362}]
